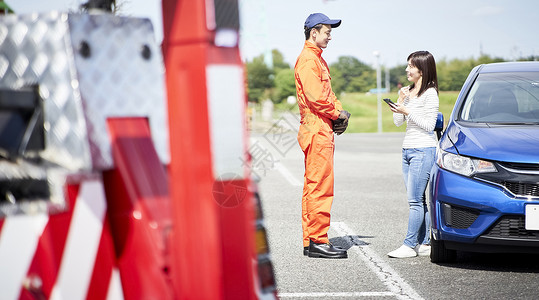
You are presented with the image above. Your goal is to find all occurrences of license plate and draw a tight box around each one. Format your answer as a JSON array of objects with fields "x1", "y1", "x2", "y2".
[{"x1": 525, "y1": 204, "x2": 539, "y2": 230}]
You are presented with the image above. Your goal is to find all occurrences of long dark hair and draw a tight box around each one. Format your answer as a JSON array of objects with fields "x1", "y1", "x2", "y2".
[{"x1": 407, "y1": 51, "x2": 438, "y2": 96}]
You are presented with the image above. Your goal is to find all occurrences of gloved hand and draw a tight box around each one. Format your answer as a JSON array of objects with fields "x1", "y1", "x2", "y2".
[{"x1": 332, "y1": 110, "x2": 351, "y2": 135}]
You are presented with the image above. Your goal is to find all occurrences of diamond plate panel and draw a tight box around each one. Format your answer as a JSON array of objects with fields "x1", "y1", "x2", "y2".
[
  {"x1": 68, "y1": 13, "x2": 170, "y2": 169},
  {"x1": 0, "y1": 12, "x2": 91, "y2": 171},
  {"x1": 0, "y1": 12, "x2": 169, "y2": 172}
]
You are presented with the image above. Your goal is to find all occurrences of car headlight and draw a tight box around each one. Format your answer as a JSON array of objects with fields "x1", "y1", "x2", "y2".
[{"x1": 437, "y1": 148, "x2": 497, "y2": 177}]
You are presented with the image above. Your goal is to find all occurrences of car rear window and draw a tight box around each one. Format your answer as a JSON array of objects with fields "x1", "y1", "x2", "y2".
[{"x1": 459, "y1": 71, "x2": 539, "y2": 124}]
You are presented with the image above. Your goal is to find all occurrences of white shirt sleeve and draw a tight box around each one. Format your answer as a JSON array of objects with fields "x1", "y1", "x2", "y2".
[
  {"x1": 393, "y1": 111, "x2": 405, "y2": 127},
  {"x1": 407, "y1": 89, "x2": 439, "y2": 132}
]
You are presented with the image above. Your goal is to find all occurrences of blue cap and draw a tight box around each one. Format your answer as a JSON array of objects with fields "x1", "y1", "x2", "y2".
[{"x1": 304, "y1": 13, "x2": 341, "y2": 29}]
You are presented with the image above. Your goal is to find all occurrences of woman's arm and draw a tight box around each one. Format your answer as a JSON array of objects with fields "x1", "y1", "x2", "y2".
[{"x1": 392, "y1": 87, "x2": 409, "y2": 127}]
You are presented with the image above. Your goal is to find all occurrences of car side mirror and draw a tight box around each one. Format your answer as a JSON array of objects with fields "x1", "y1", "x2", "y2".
[{"x1": 435, "y1": 112, "x2": 444, "y2": 140}]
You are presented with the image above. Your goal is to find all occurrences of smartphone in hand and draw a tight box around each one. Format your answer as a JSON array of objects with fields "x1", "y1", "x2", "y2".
[{"x1": 383, "y1": 98, "x2": 396, "y2": 108}]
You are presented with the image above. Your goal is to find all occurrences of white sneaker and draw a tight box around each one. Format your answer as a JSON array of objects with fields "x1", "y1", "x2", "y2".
[
  {"x1": 387, "y1": 245, "x2": 417, "y2": 258},
  {"x1": 415, "y1": 244, "x2": 431, "y2": 256}
]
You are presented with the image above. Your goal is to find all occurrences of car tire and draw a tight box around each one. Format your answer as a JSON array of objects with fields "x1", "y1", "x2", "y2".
[{"x1": 430, "y1": 232, "x2": 456, "y2": 263}]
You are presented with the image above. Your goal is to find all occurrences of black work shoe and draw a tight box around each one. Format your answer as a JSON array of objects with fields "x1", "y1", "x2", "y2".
[
  {"x1": 303, "y1": 246, "x2": 309, "y2": 256},
  {"x1": 308, "y1": 241, "x2": 348, "y2": 259}
]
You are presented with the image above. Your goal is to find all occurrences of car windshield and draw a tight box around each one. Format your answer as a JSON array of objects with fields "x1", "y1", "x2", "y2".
[{"x1": 459, "y1": 71, "x2": 539, "y2": 124}]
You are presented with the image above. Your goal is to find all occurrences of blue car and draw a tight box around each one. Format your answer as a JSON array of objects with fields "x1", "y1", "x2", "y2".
[{"x1": 429, "y1": 61, "x2": 539, "y2": 262}]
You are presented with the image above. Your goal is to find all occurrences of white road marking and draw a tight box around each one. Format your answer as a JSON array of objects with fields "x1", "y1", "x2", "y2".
[
  {"x1": 279, "y1": 291, "x2": 395, "y2": 298},
  {"x1": 278, "y1": 222, "x2": 424, "y2": 299},
  {"x1": 249, "y1": 137, "x2": 303, "y2": 187},
  {"x1": 332, "y1": 222, "x2": 424, "y2": 300},
  {"x1": 275, "y1": 162, "x2": 303, "y2": 187}
]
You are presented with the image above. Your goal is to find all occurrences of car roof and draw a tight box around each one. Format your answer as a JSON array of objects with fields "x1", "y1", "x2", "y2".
[{"x1": 478, "y1": 61, "x2": 539, "y2": 73}]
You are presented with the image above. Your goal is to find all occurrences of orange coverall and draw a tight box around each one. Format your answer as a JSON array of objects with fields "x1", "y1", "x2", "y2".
[{"x1": 294, "y1": 41, "x2": 343, "y2": 247}]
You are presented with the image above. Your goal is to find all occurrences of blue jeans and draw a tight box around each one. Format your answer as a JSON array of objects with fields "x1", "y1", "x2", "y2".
[{"x1": 401, "y1": 147, "x2": 436, "y2": 248}]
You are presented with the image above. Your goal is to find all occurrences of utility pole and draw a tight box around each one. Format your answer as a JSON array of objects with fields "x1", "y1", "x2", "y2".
[
  {"x1": 385, "y1": 67, "x2": 390, "y2": 93},
  {"x1": 374, "y1": 51, "x2": 382, "y2": 133}
]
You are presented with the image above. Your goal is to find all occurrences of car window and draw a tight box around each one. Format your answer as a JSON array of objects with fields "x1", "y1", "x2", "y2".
[{"x1": 460, "y1": 72, "x2": 539, "y2": 124}]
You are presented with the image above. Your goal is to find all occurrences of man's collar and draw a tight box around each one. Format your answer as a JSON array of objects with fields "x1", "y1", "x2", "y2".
[{"x1": 305, "y1": 40, "x2": 322, "y2": 57}]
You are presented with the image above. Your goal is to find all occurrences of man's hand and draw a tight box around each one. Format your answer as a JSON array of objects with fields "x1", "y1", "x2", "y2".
[{"x1": 332, "y1": 110, "x2": 351, "y2": 135}]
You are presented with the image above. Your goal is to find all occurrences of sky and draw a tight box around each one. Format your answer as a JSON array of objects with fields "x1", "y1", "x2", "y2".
[{"x1": 9, "y1": 0, "x2": 539, "y2": 68}]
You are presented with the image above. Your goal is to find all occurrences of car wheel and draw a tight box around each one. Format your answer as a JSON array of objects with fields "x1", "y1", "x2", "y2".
[{"x1": 430, "y1": 232, "x2": 456, "y2": 263}]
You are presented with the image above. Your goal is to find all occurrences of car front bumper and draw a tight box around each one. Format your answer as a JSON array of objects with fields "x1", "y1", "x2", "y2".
[{"x1": 429, "y1": 165, "x2": 539, "y2": 252}]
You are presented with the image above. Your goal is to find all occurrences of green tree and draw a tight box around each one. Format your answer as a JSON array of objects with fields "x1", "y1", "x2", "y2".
[
  {"x1": 437, "y1": 58, "x2": 475, "y2": 91},
  {"x1": 330, "y1": 56, "x2": 374, "y2": 93},
  {"x1": 391, "y1": 55, "x2": 507, "y2": 92},
  {"x1": 389, "y1": 64, "x2": 407, "y2": 91},
  {"x1": 274, "y1": 68, "x2": 295, "y2": 103},
  {"x1": 518, "y1": 55, "x2": 539, "y2": 62},
  {"x1": 246, "y1": 55, "x2": 274, "y2": 102},
  {"x1": 272, "y1": 49, "x2": 290, "y2": 71},
  {"x1": 245, "y1": 49, "x2": 293, "y2": 103},
  {"x1": 0, "y1": 1, "x2": 14, "y2": 14},
  {"x1": 437, "y1": 55, "x2": 499, "y2": 91},
  {"x1": 476, "y1": 54, "x2": 504, "y2": 65},
  {"x1": 246, "y1": 51, "x2": 525, "y2": 103}
]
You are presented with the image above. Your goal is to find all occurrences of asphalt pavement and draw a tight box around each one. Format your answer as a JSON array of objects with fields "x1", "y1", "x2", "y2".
[{"x1": 251, "y1": 128, "x2": 539, "y2": 300}]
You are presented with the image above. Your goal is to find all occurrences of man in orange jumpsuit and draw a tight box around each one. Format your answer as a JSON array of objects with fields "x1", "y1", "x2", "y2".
[{"x1": 295, "y1": 13, "x2": 350, "y2": 259}]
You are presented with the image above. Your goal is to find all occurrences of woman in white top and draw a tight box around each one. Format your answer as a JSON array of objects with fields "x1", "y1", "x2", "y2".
[{"x1": 387, "y1": 51, "x2": 439, "y2": 258}]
